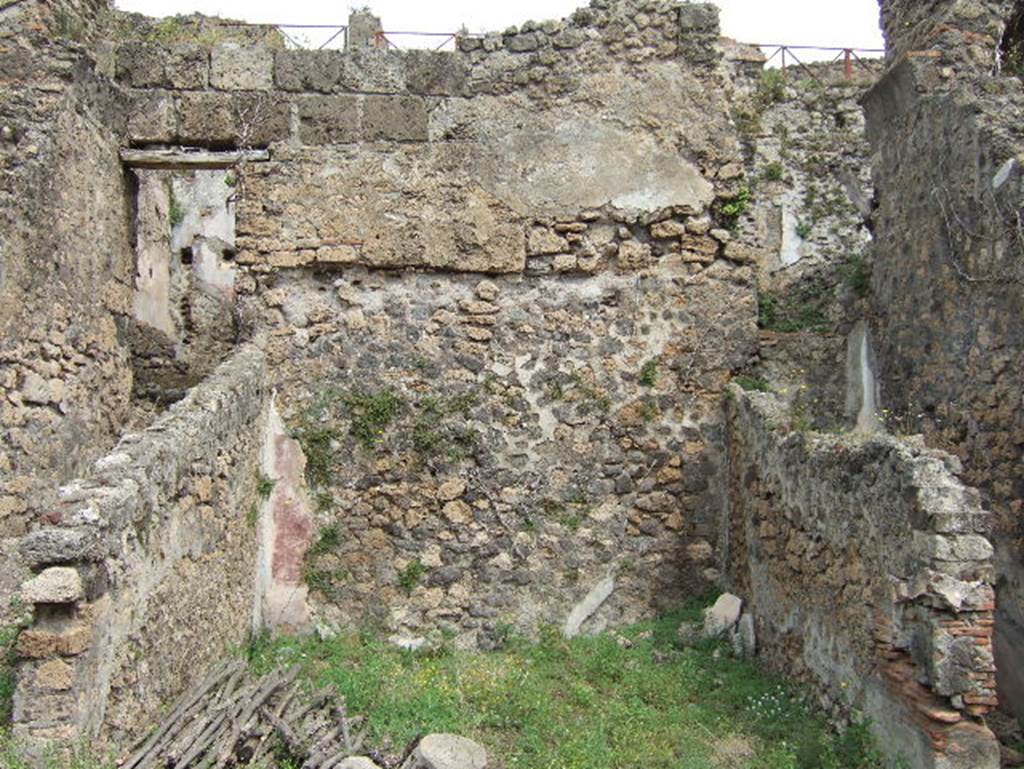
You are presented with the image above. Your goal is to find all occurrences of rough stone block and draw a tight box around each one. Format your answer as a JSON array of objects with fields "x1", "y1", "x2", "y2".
[
  {"x1": 20, "y1": 527, "x2": 104, "y2": 568},
  {"x1": 338, "y1": 50, "x2": 407, "y2": 94},
  {"x1": 164, "y1": 44, "x2": 208, "y2": 89},
  {"x1": 405, "y1": 51, "x2": 469, "y2": 96},
  {"x1": 316, "y1": 246, "x2": 359, "y2": 265},
  {"x1": 297, "y1": 95, "x2": 360, "y2": 145},
  {"x1": 115, "y1": 43, "x2": 168, "y2": 88},
  {"x1": 275, "y1": 50, "x2": 343, "y2": 93},
  {"x1": 126, "y1": 90, "x2": 177, "y2": 145},
  {"x1": 678, "y1": 4, "x2": 720, "y2": 35},
  {"x1": 56, "y1": 625, "x2": 92, "y2": 656},
  {"x1": 177, "y1": 92, "x2": 290, "y2": 147},
  {"x1": 35, "y1": 660, "x2": 74, "y2": 691},
  {"x1": 363, "y1": 95, "x2": 429, "y2": 142},
  {"x1": 210, "y1": 45, "x2": 273, "y2": 91},
  {"x1": 17, "y1": 630, "x2": 58, "y2": 659},
  {"x1": 22, "y1": 567, "x2": 83, "y2": 605}
]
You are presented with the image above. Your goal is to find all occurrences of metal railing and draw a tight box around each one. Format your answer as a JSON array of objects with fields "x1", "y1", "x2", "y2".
[
  {"x1": 373, "y1": 30, "x2": 465, "y2": 52},
  {"x1": 275, "y1": 24, "x2": 348, "y2": 50},
  {"x1": 757, "y1": 45, "x2": 886, "y2": 81}
]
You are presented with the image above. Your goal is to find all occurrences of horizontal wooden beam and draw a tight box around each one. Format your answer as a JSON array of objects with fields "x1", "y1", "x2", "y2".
[{"x1": 120, "y1": 149, "x2": 271, "y2": 170}]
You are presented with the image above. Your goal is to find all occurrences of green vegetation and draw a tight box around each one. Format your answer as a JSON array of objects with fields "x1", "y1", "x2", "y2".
[
  {"x1": 638, "y1": 359, "x2": 659, "y2": 388},
  {"x1": 303, "y1": 525, "x2": 347, "y2": 599},
  {"x1": 410, "y1": 396, "x2": 480, "y2": 462},
  {"x1": 256, "y1": 472, "x2": 275, "y2": 500},
  {"x1": 735, "y1": 376, "x2": 771, "y2": 393},
  {"x1": 293, "y1": 423, "x2": 342, "y2": 488},
  {"x1": 795, "y1": 220, "x2": 813, "y2": 239},
  {"x1": 224, "y1": 171, "x2": 238, "y2": 188},
  {"x1": 245, "y1": 604, "x2": 890, "y2": 769},
  {"x1": 756, "y1": 69, "x2": 788, "y2": 106},
  {"x1": 397, "y1": 559, "x2": 427, "y2": 595},
  {"x1": 0, "y1": 732, "x2": 114, "y2": 769},
  {"x1": 840, "y1": 254, "x2": 873, "y2": 299},
  {"x1": 761, "y1": 162, "x2": 785, "y2": 182},
  {"x1": 720, "y1": 185, "x2": 753, "y2": 230},
  {"x1": 758, "y1": 292, "x2": 829, "y2": 334},
  {"x1": 1, "y1": 624, "x2": 18, "y2": 724},
  {"x1": 246, "y1": 502, "x2": 260, "y2": 528},
  {"x1": 168, "y1": 190, "x2": 185, "y2": 228},
  {"x1": 343, "y1": 390, "x2": 404, "y2": 449}
]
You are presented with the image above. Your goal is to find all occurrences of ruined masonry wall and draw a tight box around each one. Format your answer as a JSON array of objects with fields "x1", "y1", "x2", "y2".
[
  {"x1": 865, "y1": 0, "x2": 1024, "y2": 721},
  {"x1": 111, "y1": 0, "x2": 761, "y2": 647},
  {"x1": 0, "y1": 0, "x2": 136, "y2": 629},
  {"x1": 13, "y1": 345, "x2": 269, "y2": 749},
  {"x1": 726, "y1": 388, "x2": 1000, "y2": 769}
]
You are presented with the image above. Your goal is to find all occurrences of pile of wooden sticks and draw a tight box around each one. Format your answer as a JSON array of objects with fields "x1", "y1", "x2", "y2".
[{"x1": 119, "y1": 660, "x2": 369, "y2": 769}]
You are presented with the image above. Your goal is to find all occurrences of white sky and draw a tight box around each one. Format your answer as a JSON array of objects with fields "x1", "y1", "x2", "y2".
[{"x1": 114, "y1": 0, "x2": 885, "y2": 55}]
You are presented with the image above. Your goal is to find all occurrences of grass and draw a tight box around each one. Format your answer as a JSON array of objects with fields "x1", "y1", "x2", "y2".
[
  {"x1": 243, "y1": 603, "x2": 889, "y2": 769},
  {"x1": 0, "y1": 604, "x2": 892, "y2": 769}
]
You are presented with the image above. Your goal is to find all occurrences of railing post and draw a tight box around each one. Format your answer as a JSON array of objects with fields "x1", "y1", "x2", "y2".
[{"x1": 844, "y1": 49, "x2": 853, "y2": 79}]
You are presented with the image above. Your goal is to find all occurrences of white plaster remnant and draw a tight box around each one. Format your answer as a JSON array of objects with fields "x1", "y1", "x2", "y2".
[{"x1": 564, "y1": 575, "x2": 615, "y2": 638}]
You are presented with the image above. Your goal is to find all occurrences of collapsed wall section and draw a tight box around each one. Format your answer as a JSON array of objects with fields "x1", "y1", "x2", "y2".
[
  {"x1": 12, "y1": 345, "x2": 269, "y2": 750},
  {"x1": 726, "y1": 388, "x2": 1000, "y2": 769}
]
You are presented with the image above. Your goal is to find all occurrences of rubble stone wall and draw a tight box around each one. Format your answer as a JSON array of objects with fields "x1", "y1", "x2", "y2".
[
  {"x1": 0, "y1": 0, "x2": 136, "y2": 626},
  {"x1": 12, "y1": 344, "x2": 269, "y2": 750},
  {"x1": 110, "y1": 0, "x2": 763, "y2": 645},
  {"x1": 726, "y1": 387, "x2": 1001, "y2": 769},
  {"x1": 866, "y1": 0, "x2": 1024, "y2": 720}
]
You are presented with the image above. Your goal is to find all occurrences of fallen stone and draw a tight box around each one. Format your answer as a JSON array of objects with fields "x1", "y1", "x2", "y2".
[
  {"x1": 337, "y1": 758, "x2": 383, "y2": 769},
  {"x1": 22, "y1": 567, "x2": 83, "y2": 604},
  {"x1": 703, "y1": 593, "x2": 742, "y2": 638},
  {"x1": 412, "y1": 733, "x2": 488, "y2": 769},
  {"x1": 388, "y1": 635, "x2": 427, "y2": 651}
]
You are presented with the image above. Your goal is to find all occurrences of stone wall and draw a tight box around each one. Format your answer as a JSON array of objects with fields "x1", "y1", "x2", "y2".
[
  {"x1": 726, "y1": 387, "x2": 1000, "y2": 769},
  {"x1": 12, "y1": 344, "x2": 269, "y2": 751},
  {"x1": 109, "y1": 0, "x2": 761, "y2": 645},
  {"x1": 866, "y1": 0, "x2": 1024, "y2": 720},
  {"x1": 0, "y1": 0, "x2": 135, "y2": 626}
]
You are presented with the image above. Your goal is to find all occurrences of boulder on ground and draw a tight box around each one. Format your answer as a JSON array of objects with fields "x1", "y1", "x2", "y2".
[
  {"x1": 412, "y1": 733, "x2": 488, "y2": 769},
  {"x1": 703, "y1": 593, "x2": 743, "y2": 638}
]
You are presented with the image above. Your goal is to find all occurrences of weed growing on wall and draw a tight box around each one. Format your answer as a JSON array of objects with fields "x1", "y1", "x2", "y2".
[
  {"x1": 168, "y1": 190, "x2": 184, "y2": 228},
  {"x1": 398, "y1": 559, "x2": 427, "y2": 594},
  {"x1": 758, "y1": 292, "x2": 829, "y2": 333},
  {"x1": 303, "y1": 525, "x2": 347, "y2": 599},
  {"x1": 735, "y1": 376, "x2": 771, "y2": 393},
  {"x1": 720, "y1": 185, "x2": 753, "y2": 230},
  {"x1": 840, "y1": 254, "x2": 873, "y2": 298},
  {"x1": 256, "y1": 472, "x2": 275, "y2": 500},
  {"x1": 638, "y1": 358, "x2": 659, "y2": 387}
]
